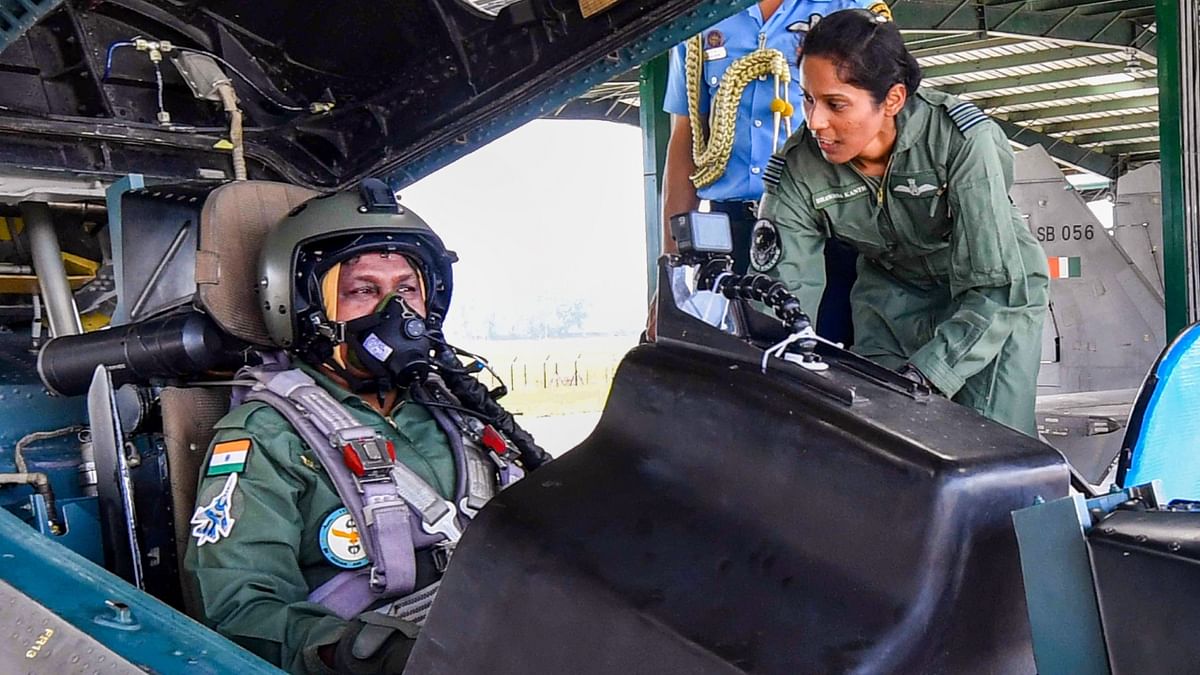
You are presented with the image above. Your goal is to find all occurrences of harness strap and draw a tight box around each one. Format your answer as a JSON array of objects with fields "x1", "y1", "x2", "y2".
[
  {"x1": 375, "y1": 580, "x2": 442, "y2": 626},
  {"x1": 307, "y1": 568, "x2": 374, "y2": 620},
  {"x1": 242, "y1": 371, "x2": 423, "y2": 600},
  {"x1": 412, "y1": 382, "x2": 496, "y2": 520},
  {"x1": 238, "y1": 365, "x2": 523, "y2": 620}
]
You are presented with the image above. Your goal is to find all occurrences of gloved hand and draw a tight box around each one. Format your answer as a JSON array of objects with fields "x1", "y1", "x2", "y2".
[
  {"x1": 897, "y1": 363, "x2": 939, "y2": 394},
  {"x1": 332, "y1": 613, "x2": 420, "y2": 674}
]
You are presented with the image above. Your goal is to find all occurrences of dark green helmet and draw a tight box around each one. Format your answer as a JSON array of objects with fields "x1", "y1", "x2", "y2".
[{"x1": 257, "y1": 179, "x2": 456, "y2": 360}]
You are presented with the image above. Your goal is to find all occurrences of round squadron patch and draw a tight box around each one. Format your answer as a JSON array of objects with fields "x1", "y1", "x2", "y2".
[
  {"x1": 750, "y1": 219, "x2": 782, "y2": 272},
  {"x1": 705, "y1": 30, "x2": 724, "y2": 48},
  {"x1": 319, "y1": 507, "x2": 369, "y2": 569}
]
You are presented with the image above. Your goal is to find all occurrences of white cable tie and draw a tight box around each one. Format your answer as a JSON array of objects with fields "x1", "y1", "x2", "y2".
[
  {"x1": 710, "y1": 271, "x2": 734, "y2": 330},
  {"x1": 760, "y1": 327, "x2": 845, "y2": 373}
]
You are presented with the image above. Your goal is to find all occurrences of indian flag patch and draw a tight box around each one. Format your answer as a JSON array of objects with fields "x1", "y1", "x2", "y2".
[
  {"x1": 207, "y1": 439, "x2": 251, "y2": 476},
  {"x1": 1048, "y1": 256, "x2": 1082, "y2": 279}
]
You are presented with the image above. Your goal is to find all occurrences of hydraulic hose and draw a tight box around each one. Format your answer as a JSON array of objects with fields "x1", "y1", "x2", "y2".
[{"x1": 0, "y1": 472, "x2": 62, "y2": 534}]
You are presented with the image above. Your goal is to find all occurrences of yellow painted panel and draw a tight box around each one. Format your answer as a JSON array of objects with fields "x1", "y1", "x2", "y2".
[
  {"x1": 80, "y1": 311, "x2": 111, "y2": 332},
  {"x1": 61, "y1": 252, "x2": 100, "y2": 276},
  {"x1": 0, "y1": 275, "x2": 94, "y2": 294}
]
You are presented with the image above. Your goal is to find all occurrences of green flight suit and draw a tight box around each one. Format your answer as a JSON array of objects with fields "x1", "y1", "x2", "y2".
[
  {"x1": 756, "y1": 88, "x2": 1049, "y2": 434},
  {"x1": 183, "y1": 364, "x2": 456, "y2": 674}
]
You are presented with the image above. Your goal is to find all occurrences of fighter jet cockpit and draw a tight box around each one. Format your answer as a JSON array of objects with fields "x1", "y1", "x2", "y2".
[{"x1": 0, "y1": 0, "x2": 1197, "y2": 673}]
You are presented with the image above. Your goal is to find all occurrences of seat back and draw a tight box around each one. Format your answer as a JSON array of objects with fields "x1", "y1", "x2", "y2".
[
  {"x1": 156, "y1": 181, "x2": 315, "y2": 615},
  {"x1": 161, "y1": 385, "x2": 231, "y2": 616},
  {"x1": 1119, "y1": 322, "x2": 1200, "y2": 501},
  {"x1": 195, "y1": 181, "x2": 317, "y2": 345}
]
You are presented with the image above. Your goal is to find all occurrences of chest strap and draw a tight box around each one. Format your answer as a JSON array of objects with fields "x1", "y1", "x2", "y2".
[
  {"x1": 237, "y1": 366, "x2": 522, "y2": 619},
  {"x1": 242, "y1": 368, "x2": 463, "y2": 598}
]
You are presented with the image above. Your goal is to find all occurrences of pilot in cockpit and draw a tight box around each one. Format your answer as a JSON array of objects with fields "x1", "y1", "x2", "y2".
[{"x1": 184, "y1": 180, "x2": 550, "y2": 674}]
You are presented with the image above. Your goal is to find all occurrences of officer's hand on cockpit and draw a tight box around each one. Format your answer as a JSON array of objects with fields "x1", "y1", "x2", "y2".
[
  {"x1": 327, "y1": 613, "x2": 420, "y2": 674},
  {"x1": 898, "y1": 363, "x2": 941, "y2": 395}
]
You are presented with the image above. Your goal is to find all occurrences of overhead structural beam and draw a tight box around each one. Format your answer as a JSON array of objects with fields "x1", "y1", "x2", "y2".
[
  {"x1": 1000, "y1": 94, "x2": 1160, "y2": 122},
  {"x1": 935, "y1": 62, "x2": 1131, "y2": 94},
  {"x1": 1122, "y1": 7, "x2": 1157, "y2": 18},
  {"x1": 1039, "y1": 110, "x2": 1160, "y2": 133},
  {"x1": 892, "y1": 0, "x2": 1155, "y2": 55},
  {"x1": 909, "y1": 37, "x2": 1027, "y2": 58},
  {"x1": 972, "y1": 78, "x2": 1157, "y2": 109},
  {"x1": 904, "y1": 32, "x2": 977, "y2": 51},
  {"x1": 1097, "y1": 140, "x2": 1160, "y2": 154},
  {"x1": 1032, "y1": 0, "x2": 1151, "y2": 10},
  {"x1": 1072, "y1": 125, "x2": 1160, "y2": 144},
  {"x1": 1079, "y1": 0, "x2": 1155, "y2": 15},
  {"x1": 996, "y1": 118, "x2": 1120, "y2": 177},
  {"x1": 548, "y1": 97, "x2": 640, "y2": 125},
  {"x1": 920, "y1": 46, "x2": 1116, "y2": 79}
]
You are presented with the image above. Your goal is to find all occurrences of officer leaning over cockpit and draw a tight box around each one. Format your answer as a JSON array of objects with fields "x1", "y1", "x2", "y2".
[
  {"x1": 660, "y1": 0, "x2": 882, "y2": 346},
  {"x1": 184, "y1": 182, "x2": 550, "y2": 674},
  {"x1": 754, "y1": 9, "x2": 1049, "y2": 434}
]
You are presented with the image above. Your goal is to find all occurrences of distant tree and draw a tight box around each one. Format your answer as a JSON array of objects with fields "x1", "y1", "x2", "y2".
[{"x1": 554, "y1": 300, "x2": 587, "y2": 336}]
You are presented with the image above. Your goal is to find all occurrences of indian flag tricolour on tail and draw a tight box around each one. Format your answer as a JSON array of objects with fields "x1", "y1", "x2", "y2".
[
  {"x1": 1048, "y1": 256, "x2": 1081, "y2": 279},
  {"x1": 207, "y1": 438, "x2": 251, "y2": 476}
]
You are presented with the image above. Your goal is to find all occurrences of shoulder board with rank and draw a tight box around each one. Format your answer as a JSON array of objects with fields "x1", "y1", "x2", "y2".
[
  {"x1": 947, "y1": 101, "x2": 990, "y2": 135},
  {"x1": 763, "y1": 155, "x2": 786, "y2": 189}
]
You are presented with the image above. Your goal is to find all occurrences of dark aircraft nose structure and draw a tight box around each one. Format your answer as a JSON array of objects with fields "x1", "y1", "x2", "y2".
[{"x1": 409, "y1": 294, "x2": 1069, "y2": 674}]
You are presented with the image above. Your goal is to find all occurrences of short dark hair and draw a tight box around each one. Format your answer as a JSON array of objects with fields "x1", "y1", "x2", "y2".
[{"x1": 799, "y1": 9, "x2": 922, "y2": 106}]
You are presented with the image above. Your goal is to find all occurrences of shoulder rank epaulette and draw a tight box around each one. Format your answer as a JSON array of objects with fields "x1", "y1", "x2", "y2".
[
  {"x1": 947, "y1": 101, "x2": 989, "y2": 134},
  {"x1": 763, "y1": 155, "x2": 786, "y2": 189}
]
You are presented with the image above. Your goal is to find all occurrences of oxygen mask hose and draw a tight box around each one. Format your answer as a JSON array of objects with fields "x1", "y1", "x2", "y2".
[{"x1": 432, "y1": 347, "x2": 551, "y2": 470}]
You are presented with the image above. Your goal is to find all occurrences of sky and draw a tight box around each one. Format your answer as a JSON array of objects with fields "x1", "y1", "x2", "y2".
[{"x1": 401, "y1": 119, "x2": 650, "y2": 339}]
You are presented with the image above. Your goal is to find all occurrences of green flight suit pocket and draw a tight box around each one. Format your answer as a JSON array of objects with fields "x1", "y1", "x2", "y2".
[
  {"x1": 888, "y1": 170, "x2": 949, "y2": 254},
  {"x1": 949, "y1": 177, "x2": 1011, "y2": 288}
]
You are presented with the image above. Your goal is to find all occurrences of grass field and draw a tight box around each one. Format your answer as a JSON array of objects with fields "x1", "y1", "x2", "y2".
[{"x1": 452, "y1": 334, "x2": 639, "y2": 417}]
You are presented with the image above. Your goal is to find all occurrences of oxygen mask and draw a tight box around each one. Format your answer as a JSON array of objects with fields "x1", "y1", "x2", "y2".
[{"x1": 343, "y1": 293, "x2": 434, "y2": 388}]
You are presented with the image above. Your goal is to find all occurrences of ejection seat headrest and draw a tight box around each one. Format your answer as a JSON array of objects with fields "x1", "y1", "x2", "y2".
[{"x1": 194, "y1": 181, "x2": 317, "y2": 346}]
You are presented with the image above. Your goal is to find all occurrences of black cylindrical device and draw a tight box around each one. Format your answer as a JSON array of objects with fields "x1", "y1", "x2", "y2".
[{"x1": 38, "y1": 311, "x2": 243, "y2": 396}]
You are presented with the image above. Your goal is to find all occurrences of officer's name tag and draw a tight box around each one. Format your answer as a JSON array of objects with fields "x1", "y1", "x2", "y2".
[
  {"x1": 704, "y1": 47, "x2": 727, "y2": 61},
  {"x1": 813, "y1": 184, "x2": 869, "y2": 207}
]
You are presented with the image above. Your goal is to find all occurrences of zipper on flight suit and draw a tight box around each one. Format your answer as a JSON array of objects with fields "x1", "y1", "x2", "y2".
[
  {"x1": 875, "y1": 155, "x2": 904, "y2": 255},
  {"x1": 853, "y1": 154, "x2": 902, "y2": 248},
  {"x1": 843, "y1": 155, "x2": 900, "y2": 260}
]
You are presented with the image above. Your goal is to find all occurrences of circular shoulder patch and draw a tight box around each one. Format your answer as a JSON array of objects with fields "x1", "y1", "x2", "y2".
[
  {"x1": 750, "y1": 219, "x2": 783, "y2": 272},
  {"x1": 319, "y1": 507, "x2": 369, "y2": 569}
]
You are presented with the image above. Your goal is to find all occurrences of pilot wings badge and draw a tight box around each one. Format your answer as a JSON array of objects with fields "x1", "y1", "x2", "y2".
[
  {"x1": 191, "y1": 472, "x2": 239, "y2": 546},
  {"x1": 893, "y1": 178, "x2": 938, "y2": 197}
]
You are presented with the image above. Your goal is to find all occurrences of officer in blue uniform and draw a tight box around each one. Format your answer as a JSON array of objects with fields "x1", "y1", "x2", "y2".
[{"x1": 661, "y1": 0, "x2": 881, "y2": 345}]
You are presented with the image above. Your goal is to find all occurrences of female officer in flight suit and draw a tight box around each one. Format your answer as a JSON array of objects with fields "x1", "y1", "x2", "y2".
[{"x1": 753, "y1": 9, "x2": 1049, "y2": 434}]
